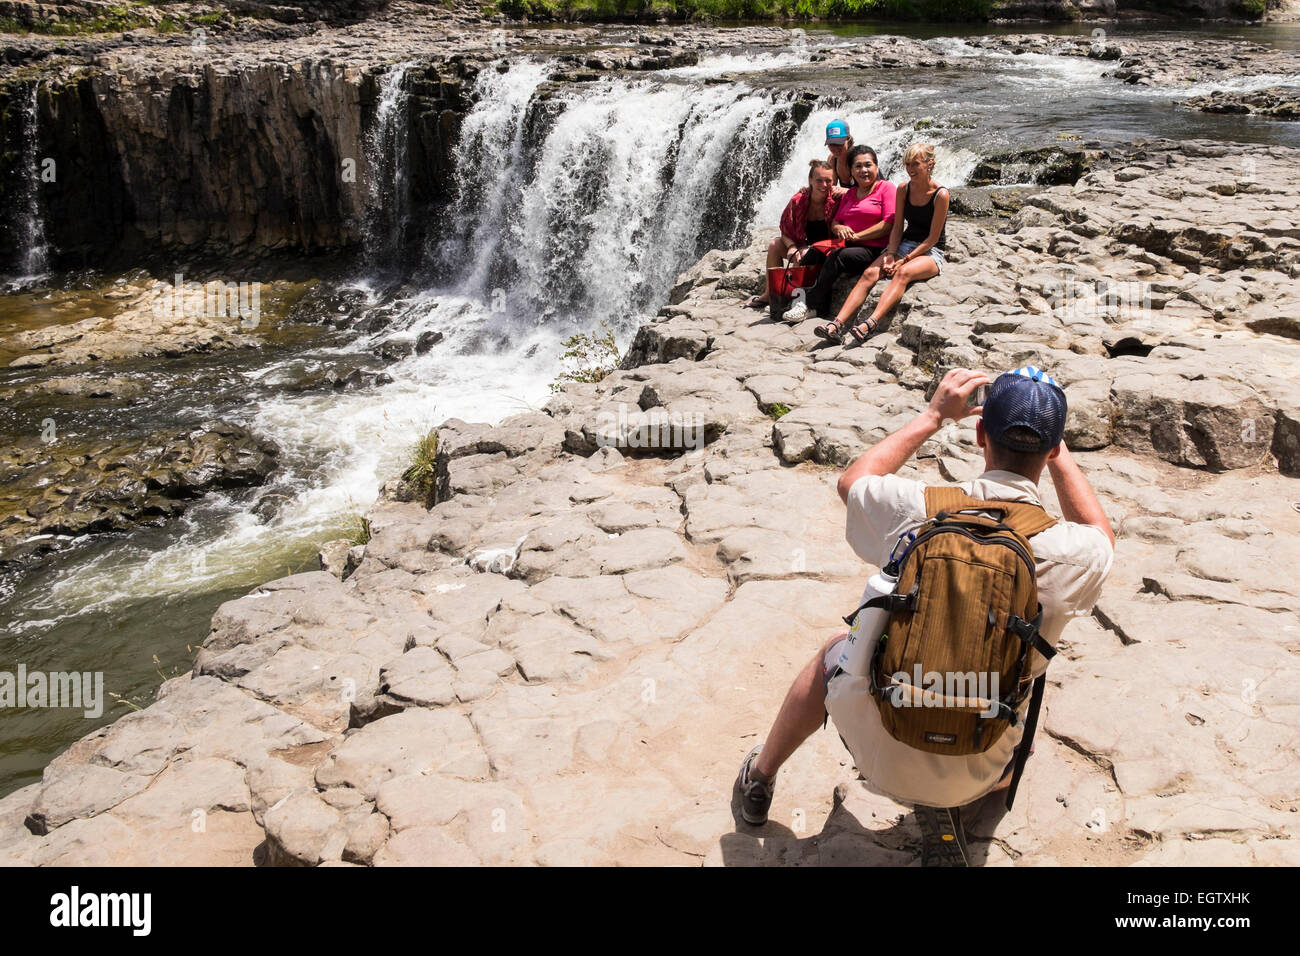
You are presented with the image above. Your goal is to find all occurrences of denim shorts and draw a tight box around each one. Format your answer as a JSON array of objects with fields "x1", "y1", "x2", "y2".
[{"x1": 896, "y1": 239, "x2": 945, "y2": 275}]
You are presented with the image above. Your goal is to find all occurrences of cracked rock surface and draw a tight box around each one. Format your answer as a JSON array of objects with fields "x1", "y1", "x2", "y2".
[{"x1": 2, "y1": 141, "x2": 1298, "y2": 866}]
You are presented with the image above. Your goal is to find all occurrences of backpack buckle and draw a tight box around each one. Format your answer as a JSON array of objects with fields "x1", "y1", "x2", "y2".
[{"x1": 1008, "y1": 614, "x2": 1057, "y2": 661}]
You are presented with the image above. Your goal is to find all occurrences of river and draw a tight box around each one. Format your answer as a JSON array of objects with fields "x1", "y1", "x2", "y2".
[{"x1": 1, "y1": 20, "x2": 1297, "y2": 797}]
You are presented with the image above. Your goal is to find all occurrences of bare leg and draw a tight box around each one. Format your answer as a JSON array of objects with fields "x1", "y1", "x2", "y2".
[
  {"x1": 863, "y1": 257, "x2": 939, "y2": 326},
  {"x1": 753, "y1": 633, "x2": 845, "y2": 779},
  {"x1": 827, "y1": 264, "x2": 883, "y2": 330}
]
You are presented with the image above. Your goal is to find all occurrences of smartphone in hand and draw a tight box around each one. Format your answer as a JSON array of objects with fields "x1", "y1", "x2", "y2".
[{"x1": 967, "y1": 384, "x2": 989, "y2": 408}]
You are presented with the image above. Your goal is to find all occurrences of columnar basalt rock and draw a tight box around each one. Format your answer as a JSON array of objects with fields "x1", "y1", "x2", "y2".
[{"x1": 0, "y1": 57, "x2": 478, "y2": 267}]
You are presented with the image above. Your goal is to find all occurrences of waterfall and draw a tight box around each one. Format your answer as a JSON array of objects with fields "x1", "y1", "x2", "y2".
[
  {"x1": 0, "y1": 60, "x2": 813, "y2": 683},
  {"x1": 433, "y1": 62, "x2": 797, "y2": 333},
  {"x1": 12, "y1": 83, "x2": 51, "y2": 280},
  {"x1": 436, "y1": 60, "x2": 553, "y2": 299},
  {"x1": 362, "y1": 63, "x2": 414, "y2": 269}
]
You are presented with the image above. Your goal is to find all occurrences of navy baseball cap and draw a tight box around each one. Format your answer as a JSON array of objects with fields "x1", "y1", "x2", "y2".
[{"x1": 982, "y1": 366, "x2": 1067, "y2": 453}]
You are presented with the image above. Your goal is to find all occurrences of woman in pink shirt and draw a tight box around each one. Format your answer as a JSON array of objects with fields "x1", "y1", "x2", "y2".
[
  {"x1": 746, "y1": 160, "x2": 844, "y2": 310},
  {"x1": 787, "y1": 146, "x2": 895, "y2": 325}
]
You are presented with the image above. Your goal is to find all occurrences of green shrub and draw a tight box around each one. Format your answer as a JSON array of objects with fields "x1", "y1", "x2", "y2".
[
  {"x1": 339, "y1": 513, "x2": 373, "y2": 546},
  {"x1": 551, "y1": 321, "x2": 621, "y2": 391},
  {"x1": 401, "y1": 429, "x2": 440, "y2": 507}
]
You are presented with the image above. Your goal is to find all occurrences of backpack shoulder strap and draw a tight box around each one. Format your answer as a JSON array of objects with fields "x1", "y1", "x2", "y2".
[
  {"x1": 923, "y1": 486, "x2": 1057, "y2": 537},
  {"x1": 1003, "y1": 674, "x2": 1046, "y2": 812},
  {"x1": 997, "y1": 501, "x2": 1058, "y2": 539},
  {"x1": 923, "y1": 486, "x2": 984, "y2": 518}
]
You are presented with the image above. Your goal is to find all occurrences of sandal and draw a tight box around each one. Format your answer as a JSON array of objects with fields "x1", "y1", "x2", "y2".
[
  {"x1": 813, "y1": 320, "x2": 844, "y2": 342},
  {"x1": 745, "y1": 296, "x2": 768, "y2": 309},
  {"x1": 848, "y1": 319, "x2": 880, "y2": 344}
]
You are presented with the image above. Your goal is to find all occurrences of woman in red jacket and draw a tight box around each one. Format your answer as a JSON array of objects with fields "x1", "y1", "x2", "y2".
[{"x1": 746, "y1": 160, "x2": 843, "y2": 310}]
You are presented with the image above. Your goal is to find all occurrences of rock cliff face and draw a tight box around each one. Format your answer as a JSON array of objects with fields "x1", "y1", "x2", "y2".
[
  {"x1": 3, "y1": 141, "x2": 1296, "y2": 866},
  {"x1": 0, "y1": 56, "x2": 472, "y2": 268}
]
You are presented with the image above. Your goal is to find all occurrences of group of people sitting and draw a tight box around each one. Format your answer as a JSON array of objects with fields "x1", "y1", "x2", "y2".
[{"x1": 748, "y1": 120, "x2": 950, "y2": 345}]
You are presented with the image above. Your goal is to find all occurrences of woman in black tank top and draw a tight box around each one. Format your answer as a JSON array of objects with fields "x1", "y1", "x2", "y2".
[
  {"x1": 901, "y1": 185, "x2": 947, "y2": 250},
  {"x1": 837, "y1": 142, "x2": 951, "y2": 345}
]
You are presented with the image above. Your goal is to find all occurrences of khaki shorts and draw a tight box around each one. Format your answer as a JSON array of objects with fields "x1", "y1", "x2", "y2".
[{"x1": 821, "y1": 636, "x2": 1022, "y2": 789}]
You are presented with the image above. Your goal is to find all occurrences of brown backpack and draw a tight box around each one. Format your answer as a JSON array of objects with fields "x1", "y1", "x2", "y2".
[{"x1": 845, "y1": 487, "x2": 1058, "y2": 807}]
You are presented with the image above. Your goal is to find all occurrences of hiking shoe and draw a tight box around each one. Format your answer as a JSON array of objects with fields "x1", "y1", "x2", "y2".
[
  {"x1": 784, "y1": 288, "x2": 809, "y2": 323},
  {"x1": 915, "y1": 805, "x2": 970, "y2": 867},
  {"x1": 736, "y1": 745, "x2": 775, "y2": 826}
]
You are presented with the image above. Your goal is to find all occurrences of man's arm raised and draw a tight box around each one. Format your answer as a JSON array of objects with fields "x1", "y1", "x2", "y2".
[
  {"x1": 836, "y1": 369, "x2": 989, "y2": 504},
  {"x1": 1047, "y1": 444, "x2": 1116, "y2": 547}
]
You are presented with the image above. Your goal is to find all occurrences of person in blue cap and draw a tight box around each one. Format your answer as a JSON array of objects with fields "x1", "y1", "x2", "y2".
[
  {"x1": 824, "y1": 119, "x2": 855, "y2": 189},
  {"x1": 737, "y1": 366, "x2": 1114, "y2": 866}
]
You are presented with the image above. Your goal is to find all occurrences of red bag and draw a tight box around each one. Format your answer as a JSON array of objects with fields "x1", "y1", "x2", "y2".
[
  {"x1": 767, "y1": 239, "x2": 845, "y2": 299},
  {"x1": 767, "y1": 264, "x2": 818, "y2": 299}
]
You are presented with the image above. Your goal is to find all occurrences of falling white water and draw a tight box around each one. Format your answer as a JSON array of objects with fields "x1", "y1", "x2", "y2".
[
  {"x1": 440, "y1": 59, "x2": 554, "y2": 298},
  {"x1": 362, "y1": 62, "x2": 415, "y2": 267},
  {"x1": 508, "y1": 78, "x2": 793, "y2": 325},
  {"x1": 441, "y1": 66, "x2": 795, "y2": 329},
  {"x1": 11, "y1": 84, "x2": 51, "y2": 281}
]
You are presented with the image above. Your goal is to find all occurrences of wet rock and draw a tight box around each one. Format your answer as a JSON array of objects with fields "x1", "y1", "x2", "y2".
[
  {"x1": 1179, "y1": 88, "x2": 1300, "y2": 121},
  {"x1": 0, "y1": 421, "x2": 279, "y2": 566},
  {"x1": 2, "y1": 280, "x2": 262, "y2": 367},
  {"x1": 374, "y1": 338, "x2": 415, "y2": 362},
  {"x1": 26, "y1": 375, "x2": 146, "y2": 401},
  {"x1": 415, "y1": 330, "x2": 444, "y2": 353},
  {"x1": 968, "y1": 146, "x2": 1104, "y2": 188}
]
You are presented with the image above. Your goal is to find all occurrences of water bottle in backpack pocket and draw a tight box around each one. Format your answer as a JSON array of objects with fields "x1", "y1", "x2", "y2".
[{"x1": 837, "y1": 566, "x2": 899, "y2": 677}]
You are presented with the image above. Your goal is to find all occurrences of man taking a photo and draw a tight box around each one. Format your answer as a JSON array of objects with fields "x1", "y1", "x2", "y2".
[{"x1": 736, "y1": 366, "x2": 1115, "y2": 865}]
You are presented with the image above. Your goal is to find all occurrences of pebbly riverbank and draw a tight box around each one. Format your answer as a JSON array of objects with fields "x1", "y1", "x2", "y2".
[{"x1": 1, "y1": 139, "x2": 1297, "y2": 866}]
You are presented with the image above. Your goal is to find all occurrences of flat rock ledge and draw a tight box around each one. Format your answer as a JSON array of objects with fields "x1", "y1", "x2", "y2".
[{"x1": 3, "y1": 140, "x2": 1299, "y2": 866}]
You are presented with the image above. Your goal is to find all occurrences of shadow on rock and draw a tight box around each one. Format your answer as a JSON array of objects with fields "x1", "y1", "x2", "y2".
[{"x1": 722, "y1": 780, "x2": 1014, "y2": 866}]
